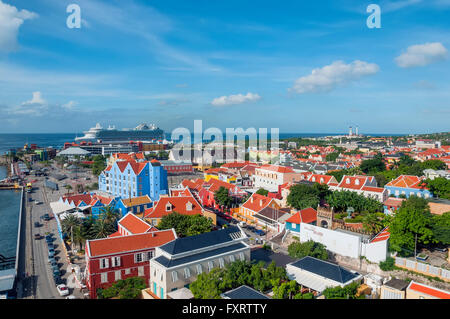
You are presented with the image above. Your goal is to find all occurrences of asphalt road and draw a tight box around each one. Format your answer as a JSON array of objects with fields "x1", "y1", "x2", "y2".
[{"x1": 20, "y1": 164, "x2": 86, "y2": 299}]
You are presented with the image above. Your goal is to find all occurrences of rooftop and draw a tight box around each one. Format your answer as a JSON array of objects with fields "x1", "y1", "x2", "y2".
[
  {"x1": 221, "y1": 285, "x2": 270, "y2": 300},
  {"x1": 158, "y1": 226, "x2": 245, "y2": 255}
]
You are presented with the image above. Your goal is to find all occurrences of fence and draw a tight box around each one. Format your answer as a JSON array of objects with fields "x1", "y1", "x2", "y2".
[{"x1": 394, "y1": 257, "x2": 450, "y2": 282}]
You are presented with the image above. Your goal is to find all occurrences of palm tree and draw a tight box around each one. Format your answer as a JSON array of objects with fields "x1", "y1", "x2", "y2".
[
  {"x1": 99, "y1": 205, "x2": 121, "y2": 226},
  {"x1": 91, "y1": 218, "x2": 115, "y2": 239},
  {"x1": 72, "y1": 225, "x2": 86, "y2": 251},
  {"x1": 64, "y1": 184, "x2": 73, "y2": 195},
  {"x1": 61, "y1": 215, "x2": 82, "y2": 250}
]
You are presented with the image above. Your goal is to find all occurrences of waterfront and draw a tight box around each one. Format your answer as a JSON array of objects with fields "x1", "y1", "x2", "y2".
[
  {"x1": 0, "y1": 190, "x2": 22, "y2": 260},
  {"x1": 0, "y1": 165, "x2": 7, "y2": 179}
]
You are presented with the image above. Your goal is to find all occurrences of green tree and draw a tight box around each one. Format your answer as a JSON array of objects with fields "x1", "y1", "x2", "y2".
[
  {"x1": 431, "y1": 212, "x2": 450, "y2": 245},
  {"x1": 157, "y1": 212, "x2": 212, "y2": 237},
  {"x1": 189, "y1": 268, "x2": 224, "y2": 299},
  {"x1": 256, "y1": 188, "x2": 269, "y2": 196},
  {"x1": 379, "y1": 257, "x2": 395, "y2": 271},
  {"x1": 92, "y1": 155, "x2": 107, "y2": 176},
  {"x1": 287, "y1": 240, "x2": 328, "y2": 260},
  {"x1": 214, "y1": 186, "x2": 233, "y2": 208},
  {"x1": 362, "y1": 213, "x2": 384, "y2": 235},
  {"x1": 323, "y1": 281, "x2": 360, "y2": 299},
  {"x1": 287, "y1": 183, "x2": 330, "y2": 210},
  {"x1": 325, "y1": 152, "x2": 340, "y2": 162},
  {"x1": 61, "y1": 215, "x2": 83, "y2": 248},
  {"x1": 423, "y1": 178, "x2": 450, "y2": 200},
  {"x1": 388, "y1": 196, "x2": 435, "y2": 255},
  {"x1": 97, "y1": 277, "x2": 146, "y2": 299},
  {"x1": 360, "y1": 153, "x2": 385, "y2": 174}
]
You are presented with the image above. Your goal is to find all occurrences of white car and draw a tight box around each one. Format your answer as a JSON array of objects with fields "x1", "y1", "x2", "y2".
[
  {"x1": 57, "y1": 284, "x2": 70, "y2": 297},
  {"x1": 34, "y1": 200, "x2": 42, "y2": 205},
  {"x1": 65, "y1": 295, "x2": 76, "y2": 299}
]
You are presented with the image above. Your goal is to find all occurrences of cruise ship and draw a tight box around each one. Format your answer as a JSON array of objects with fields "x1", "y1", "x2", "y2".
[{"x1": 75, "y1": 123, "x2": 165, "y2": 142}]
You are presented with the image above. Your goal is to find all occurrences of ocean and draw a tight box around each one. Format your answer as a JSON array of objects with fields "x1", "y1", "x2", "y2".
[
  {"x1": 0, "y1": 132, "x2": 406, "y2": 155},
  {"x1": 0, "y1": 132, "x2": 348, "y2": 154}
]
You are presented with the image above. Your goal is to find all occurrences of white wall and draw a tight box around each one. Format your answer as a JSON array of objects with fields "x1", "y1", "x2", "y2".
[{"x1": 299, "y1": 223, "x2": 388, "y2": 263}]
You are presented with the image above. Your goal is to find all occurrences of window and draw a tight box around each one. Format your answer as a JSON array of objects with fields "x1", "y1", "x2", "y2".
[
  {"x1": 115, "y1": 270, "x2": 121, "y2": 281},
  {"x1": 101, "y1": 273, "x2": 108, "y2": 283},
  {"x1": 239, "y1": 252, "x2": 245, "y2": 261},
  {"x1": 138, "y1": 266, "x2": 144, "y2": 276},
  {"x1": 208, "y1": 261, "x2": 214, "y2": 271},
  {"x1": 196, "y1": 264, "x2": 202, "y2": 274},
  {"x1": 147, "y1": 251, "x2": 154, "y2": 260},
  {"x1": 166, "y1": 203, "x2": 172, "y2": 211},
  {"x1": 219, "y1": 258, "x2": 225, "y2": 268},
  {"x1": 229, "y1": 255, "x2": 235, "y2": 262},
  {"x1": 112, "y1": 256, "x2": 121, "y2": 267},
  {"x1": 125, "y1": 268, "x2": 131, "y2": 275},
  {"x1": 184, "y1": 267, "x2": 190, "y2": 278},
  {"x1": 171, "y1": 271, "x2": 178, "y2": 282},
  {"x1": 100, "y1": 258, "x2": 109, "y2": 269},
  {"x1": 135, "y1": 253, "x2": 143, "y2": 263}
]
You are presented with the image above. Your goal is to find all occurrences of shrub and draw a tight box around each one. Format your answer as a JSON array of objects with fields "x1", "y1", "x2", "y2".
[{"x1": 379, "y1": 257, "x2": 395, "y2": 271}]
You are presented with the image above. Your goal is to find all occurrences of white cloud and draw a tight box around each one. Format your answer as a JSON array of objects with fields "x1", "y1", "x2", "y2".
[
  {"x1": 62, "y1": 100, "x2": 77, "y2": 109},
  {"x1": 22, "y1": 91, "x2": 46, "y2": 105},
  {"x1": 395, "y1": 42, "x2": 448, "y2": 68},
  {"x1": 211, "y1": 92, "x2": 261, "y2": 106},
  {"x1": 289, "y1": 60, "x2": 379, "y2": 94},
  {"x1": 0, "y1": 1, "x2": 38, "y2": 52}
]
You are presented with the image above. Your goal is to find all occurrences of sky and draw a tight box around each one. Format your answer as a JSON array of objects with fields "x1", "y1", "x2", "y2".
[{"x1": 0, "y1": 0, "x2": 449, "y2": 134}]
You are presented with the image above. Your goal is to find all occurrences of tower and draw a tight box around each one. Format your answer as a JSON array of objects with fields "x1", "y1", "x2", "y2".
[
  {"x1": 349, "y1": 126, "x2": 353, "y2": 136},
  {"x1": 355, "y1": 126, "x2": 359, "y2": 136}
]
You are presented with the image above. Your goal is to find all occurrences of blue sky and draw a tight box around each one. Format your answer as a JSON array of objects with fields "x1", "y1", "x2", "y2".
[{"x1": 0, "y1": 0, "x2": 449, "y2": 134}]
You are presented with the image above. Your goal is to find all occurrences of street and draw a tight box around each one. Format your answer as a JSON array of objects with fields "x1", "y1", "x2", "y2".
[{"x1": 18, "y1": 163, "x2": 86, "y2": 299}]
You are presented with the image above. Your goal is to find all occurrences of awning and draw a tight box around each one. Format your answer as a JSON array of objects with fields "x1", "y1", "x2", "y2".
[
  {"x1": 50, "y1": 201, "x2": 76, "y2": 215},
  {"x1": 289, "y1": 271, "x2": 333, "y2": 293}
]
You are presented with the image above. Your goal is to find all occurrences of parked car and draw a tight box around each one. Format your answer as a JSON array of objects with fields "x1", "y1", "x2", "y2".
[
  {"x1": 34, "y1": 200, "x2": 42, "y2": 205},
  {"x1": 48, "y1": 256, "x2": 55, "y2": 264},
  {"x1": 34, "y1": 222, "x2": 40, "y2": 228},
  {"x1": 238, "y1": 221, "x2": 247, "y2": 227},
  {"x1": 42, "y1": 214, "x2": 50, "y2": 221},
  {"x1": 56, "y1": 284, "x2": 69, "y2": 297},
  {"x1": 247, "y1": 226, "x2": 255, "y2": 232},
  {"x1": 254, "y1": 229, "x2": 265, "y2": 236},
  {"x1": 34, "y1": 233, "x2": 41, "y2": 240},
  {"x1": 48, "y1": 250, "x2": 55, "y2": 258}
]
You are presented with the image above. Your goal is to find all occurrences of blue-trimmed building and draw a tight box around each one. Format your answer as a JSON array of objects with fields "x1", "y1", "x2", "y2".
[
  {"x1": 115, "y1": 195, "x2": 153, "y2": 218},
  {"x1": 384, "y1": 175, "x2": 432, "y2": 199},
  {"x1": 150, "y1": 226, "x2": 250, "y2": 299},
  {"x1": 285, "y1": 207, "x2": 317, "y2": 235},
  {"x1": 98, "y1": 159, "x2": 168, "y2": 202}
]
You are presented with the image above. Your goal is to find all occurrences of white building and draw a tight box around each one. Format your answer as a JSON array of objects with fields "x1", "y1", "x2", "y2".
[
  {"x1": 149, "y1": 226, "x2": 250, "y2": 299},
  {"x1": 299, "y1": 223, "x2": 390, "y2": 263}
]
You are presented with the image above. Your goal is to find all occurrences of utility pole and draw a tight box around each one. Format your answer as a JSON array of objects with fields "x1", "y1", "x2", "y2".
[{"x1": 414, "y1": 233, "x2": 417, "y2": 260}]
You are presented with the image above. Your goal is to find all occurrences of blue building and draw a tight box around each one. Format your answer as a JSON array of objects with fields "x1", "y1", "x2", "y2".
[
  {"x1": 384, "y1": 175, "x2": 432, "y2": 199},
  {"x1": 285, "y1": 207, "x2": 317, "y2": 234},
  {"x1": 115, "y1": 195, "x2": 153, "y2": 218},
  {"x1": 98, "y1": 159, "x2": 168, "y2": 202}
]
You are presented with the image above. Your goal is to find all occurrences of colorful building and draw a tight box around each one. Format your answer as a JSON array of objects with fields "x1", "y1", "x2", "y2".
[
  {"x1": 98, "y1": 159, "x2": 168, "y2": 202},
  {"x1": 237, "y1": 193, "x2": 280, "y2": 224},
  {"x1": 85, "y1": 229, "x2": 176, "y2": 299},
  {"x1": 115, "y1": 195, "x2": 153, "y2": 218},
  {"x1": 285, "y1": 207, "x2": 318, "y2": 234},
  {"x1": 384, "y1": 175, "x2": 432, "y2": 199}
]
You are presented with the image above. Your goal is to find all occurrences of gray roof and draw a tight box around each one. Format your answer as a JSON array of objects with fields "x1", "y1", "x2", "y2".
[
  {"x1": 58, "y1": 147, "x2": 91, "y2": 156},
  {"x1": 158, "y1": 226, "x2": 245, "y2": 255},
  {"x1": 221, "y1": 285, "x2": 270, "y2": 299},
  {"x1": 384, "y1": 278, "x2": 409, "y2": 291},
  {"x1": 289, "y1": 256, "x2": 360, "y2": 284},
  {"x1": 154, "y1": 243, "x2": 247, "y2": 268}
]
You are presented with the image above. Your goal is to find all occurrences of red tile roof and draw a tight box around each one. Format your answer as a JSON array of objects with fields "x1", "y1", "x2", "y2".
[
  {"x1": 241, "y1": 193, "x2": 274, "y2": 213},
  {"x1": 258, "y1": 165, "x2": 295, "y2": 174},
  {"x1": 407, "y1": 282, "x2": 450, "y2": 299},
  {"x1": 383, "y1": 197, "x2": 405, "y2": 207},
  {"x1": 87, "y1": 229, "x2": 176, "y2": 257},
  {"x1": 62, "y1": 194, "x2": 93, "y2": 207},
  {"x1": 370, "y1": 227, "x2": 390, "y2": 243},
  {"x1": 308, "y1": 174, "x2": 336, "y2": 185},
  {"x1": 119, "y1": 213, "x2": 153, "y2": 234},
  {"x1": 285, "y1": 208, "x2": 317, "y2": 224},
  {"x1": 385, "y1": 175, "x2": 427, "y2": 189},
  {"x1": 144, "y1": 195, "x2": 203, "y2": 219},
  {"x1": 361, "y1": 186, "x2": 385, "y2": 193}
]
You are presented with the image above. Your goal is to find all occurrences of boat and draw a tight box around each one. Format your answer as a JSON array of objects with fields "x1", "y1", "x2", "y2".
[{"x1": 75, "y1": 123, "x2": 165, "y2": 142}]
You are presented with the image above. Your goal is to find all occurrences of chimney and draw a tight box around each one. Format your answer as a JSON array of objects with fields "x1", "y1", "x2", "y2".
[
  {"x1": 260, "y1": 199, "x2": 263, "y2": 207},
  {"x1": 251, "y1": 197, "x2": 253, "y2": 203}
]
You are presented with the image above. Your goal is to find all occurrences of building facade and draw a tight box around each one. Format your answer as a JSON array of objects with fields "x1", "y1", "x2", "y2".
[
  {"x1": 85, "y1": 229, "x2": 176, "y2": 299},
  {"x1": 149, "y1": 226, "x2": 250, "y2": 299},
  {"x1": 98, "y1": 159, "x2": 168, "y2": 202}
]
